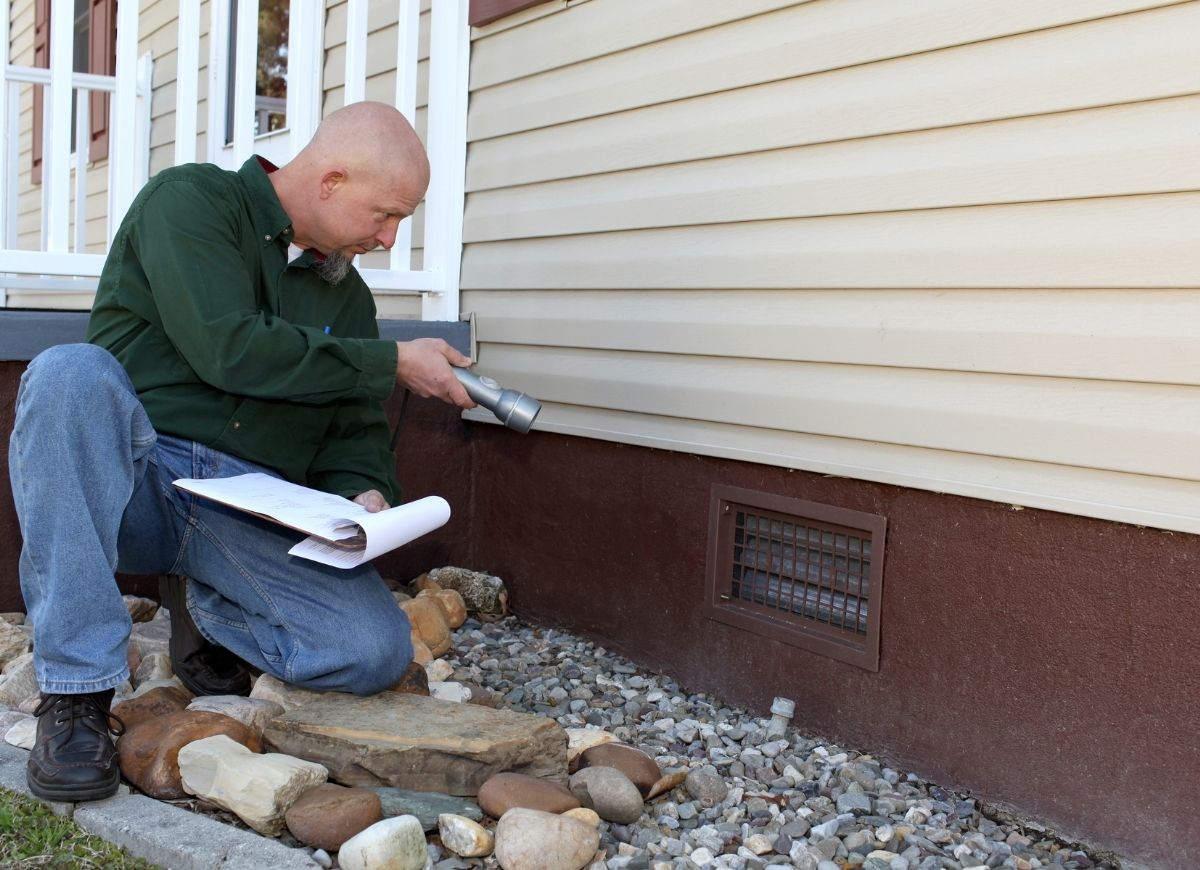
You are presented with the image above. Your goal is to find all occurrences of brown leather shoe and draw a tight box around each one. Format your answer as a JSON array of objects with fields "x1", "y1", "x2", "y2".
[
  {"x1": 27, "y1": 691, "x2": 125, "y2": 802},
  {"x1": 159, "y1": 575, "x2": 252, "y2": 697}
]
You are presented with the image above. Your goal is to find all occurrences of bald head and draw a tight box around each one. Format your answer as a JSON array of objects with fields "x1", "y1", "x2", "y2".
[
  {"x1": 271, "y1": 102, "x2": 431, "y2": 269},
  {"x1": 297, "y1": 102, "x2": 430, "y2": 191}
]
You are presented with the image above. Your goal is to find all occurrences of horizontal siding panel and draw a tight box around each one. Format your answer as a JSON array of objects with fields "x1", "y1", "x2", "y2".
[
  {"x1": 464, "y1": 96, "x2": 1200, "y2": 241},
  {"x1": 461, "y1": 194, "x2": 1200, "y2": 290},
  {"x1": 470, "y1": 0, "x2": 795, "y2": 89},
  {"x1": 466, "y1": 3, "x2": 1200, "y2": 189},
  {"x1": 474, "y1": 345, "x2": 1200, "y2": 482},
  {"x1": 469, "y1": 0, "x2": 1182, "y2": 140},
  {"x1": 464, "y1": 288, "x2": 1200, "y2": 386},
  {"x1": 490, "y1": 403, "x2": 1200, "y2": 535}
]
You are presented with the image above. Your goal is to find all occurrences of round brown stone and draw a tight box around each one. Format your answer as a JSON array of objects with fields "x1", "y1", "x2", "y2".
[
  {"x1": 117, "y1": 709, "x2": 262, "y2": 799},
  {"x1": 285, "y1": 783, "x2": 383, "y2": 851},
  {"x1": 390, "y1": 660, "x2": 430, "y2": 696},
  {"x1": 576, "y1": 744, "x2": 661, "y2": 797},
  {"x1": 477, "y1": 772, "x2": 579, "y2": 819},
  {"x1": 112, "y1": 685, "x2": 193, "y2": 732}
]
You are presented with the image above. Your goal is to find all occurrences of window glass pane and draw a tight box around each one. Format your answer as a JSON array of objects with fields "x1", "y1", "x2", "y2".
[
  {"x1": 257, "y1": 0, "x2": 289, "y2": 134},
  {"x1": 225, "y1": 0, "x2": 289, "y2": 145}
]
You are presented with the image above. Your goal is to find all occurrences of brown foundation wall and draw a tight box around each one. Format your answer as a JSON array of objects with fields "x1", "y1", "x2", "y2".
[
  {"x1": 2, "y1": 358, "x2": 1197, "y2": 866},
  {"x1": 461, "y1": 425, "x2": 1199, "y2": 868}
]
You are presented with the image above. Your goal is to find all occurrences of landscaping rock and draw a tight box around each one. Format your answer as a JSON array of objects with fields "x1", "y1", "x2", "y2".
[
  {"x1": 186, "y1": 695, "x2": 285, "y2": 738},
  {"x1": 264, "y1": 692, "x2": 567, "y2": 795},
  {"x1": 113, "y1": 685, "x2": 192, "y2": 731},
  {"x1": 438, "y1": 813, "x2": 494, "y2": 858},
  {"x1": 284, "y1": 783, "x2": 382, "y2": 851},
  {"x1": 0, "y1": 622, "x2": 31, "y2": 669},
  {"x1": 493, "y1": 807, "x2": 598, "y2": 870},
  {"x1": 4, "y1": 716, "x2": 36, "y2": 749},
  {"x1": 0, "y1": 654, "x2": 39, "y2": 707},
  {"x1": 123, "y1": 595, "x2": 159, "y2": 622},
  {"x1": 132, "y1": 652, "x2": 173, "y2": 686},
  {"x1": 420, "y1": 568, "x2": 508, "y2": 617},
  {"x1": 565, "y1": 727, "x2": 618, "y2": 767},
  {"x1": 477, "y1": 772, "x2": 579, "y2": 818},
  {"x1": 399, "y1": 597, "x2": 451, "y2": 658},
  {"x1": 568, "y1": 765, "x2": 644, "y2": 824},
  {"x1": 118, "y1": 709, "x2": 261, "y2": 799},
  {"x1": 368, "y1": 787, "x2": 483, "y2": 830},
  {"x1": 337, "y1": 815, "x2": 427, "y2": 870},
  {"x1": 178, "y1": 734, "x2": 328, "y2": 836},
  {"x1": 576, "y1": 743, "x2": 661, "y2": 796},
  {"x1": 390, "y1": 661, "x2": 430, "y2": 696},
  {"x1": 250, "y1": 674, "x2": 325, "y2": 712}
]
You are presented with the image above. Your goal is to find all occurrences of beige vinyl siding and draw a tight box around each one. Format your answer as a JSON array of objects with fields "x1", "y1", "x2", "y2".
[{"x1": 459, "y1": 0, "x2": 1200, "y2": 533}]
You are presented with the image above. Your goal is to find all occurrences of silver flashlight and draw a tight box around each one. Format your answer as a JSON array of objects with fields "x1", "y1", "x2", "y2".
[{"x1": 452, "y1": 367, "x2": 541, "y2": 433}]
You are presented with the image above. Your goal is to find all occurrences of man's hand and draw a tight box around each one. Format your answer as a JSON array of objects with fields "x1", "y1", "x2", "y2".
[
  {"x1": 353, "y1": 490, "x2": 390, "y2": 512},
  {"x1": 395, "y1": 338, "x2": 475, "y2": 409}
]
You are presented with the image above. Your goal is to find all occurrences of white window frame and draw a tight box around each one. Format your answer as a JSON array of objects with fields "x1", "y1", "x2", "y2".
[{"x1": 205, "y1": 0, "x2": 321, "y2": 169}]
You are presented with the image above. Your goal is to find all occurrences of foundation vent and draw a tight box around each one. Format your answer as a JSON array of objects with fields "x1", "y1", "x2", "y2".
[{"x1": 704, "y1": 485, "x2": 886, "y2": 671}]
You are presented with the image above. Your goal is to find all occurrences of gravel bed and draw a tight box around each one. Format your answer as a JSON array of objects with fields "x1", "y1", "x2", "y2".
[{"x1": 434, "y1": 615, "x2": 1119, "y2": 870}]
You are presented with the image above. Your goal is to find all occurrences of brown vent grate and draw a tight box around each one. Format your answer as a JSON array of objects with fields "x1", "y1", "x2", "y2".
[{"x1": 704, "y1": 485, "x2": 886, "y2": 671}]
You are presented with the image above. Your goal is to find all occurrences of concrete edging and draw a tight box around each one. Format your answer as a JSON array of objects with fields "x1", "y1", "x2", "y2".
[{"x1": 0, "y1": 742, "x2": 320, "y2": 869}]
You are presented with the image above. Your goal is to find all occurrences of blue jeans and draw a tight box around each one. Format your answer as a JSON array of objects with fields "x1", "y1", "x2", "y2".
[{"x1": 8, "y1": 344, "x2": 412, "y2": 696}]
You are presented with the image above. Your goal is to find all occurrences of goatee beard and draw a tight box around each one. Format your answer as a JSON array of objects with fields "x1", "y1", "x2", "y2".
[{"x1": 314, "y1": 251, "x2": 353, "y2": 285}]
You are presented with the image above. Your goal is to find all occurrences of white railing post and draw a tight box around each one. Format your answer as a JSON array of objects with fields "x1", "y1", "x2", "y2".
[
  {"x1": 389, "y1": 0, "x2": 420, "y2": 272},
  {"x1": 73, "y1": 93, "x2": 89, "y2": 252},
  {"x1": 109, "y1": 0, "x2": 141, "y2": 239},
  {"x1": 288, "y1": 1, "x2": 322, "y2": 146},
  {"x1": 1, "y1": 5, "x2": 13, "y2": 300},
  {"x1": 344, "y1": 0, "x2": 368, "y2": 106},
  {"x1": 43, "y1": 0, "x2": 75, "y2": 253},
  {"x1": 422, "y1": 0, "x2": 470, "y2": 321},
  {"x1": 175, "y1": 0, "x2": 200, "y2": 166},
  {"x1": 232, "y1": 0, "x2": 258, "y2": 164}
]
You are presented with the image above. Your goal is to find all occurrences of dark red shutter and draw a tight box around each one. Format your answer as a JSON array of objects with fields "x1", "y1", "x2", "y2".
[{"x1": 469, "y1": 0, "x2": 553, "y2": 27}]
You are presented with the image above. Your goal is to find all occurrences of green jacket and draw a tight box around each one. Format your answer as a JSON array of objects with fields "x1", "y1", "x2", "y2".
[{"x1": 87, "y1": 157, "x2": 402, "y2": 505}]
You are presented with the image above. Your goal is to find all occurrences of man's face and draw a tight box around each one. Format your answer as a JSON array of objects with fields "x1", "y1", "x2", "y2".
[{"x1": 316, "y1": 166, "x2": 426, "y2": 261}]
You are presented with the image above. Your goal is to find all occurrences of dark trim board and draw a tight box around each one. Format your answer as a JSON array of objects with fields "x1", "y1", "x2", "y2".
[{"x1": 0, "y1": 309, "x2": 472, "y2": 361}]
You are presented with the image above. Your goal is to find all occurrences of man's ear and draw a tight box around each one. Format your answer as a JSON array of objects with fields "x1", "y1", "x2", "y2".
[{"x1": 318, "y1": 169, "x2": 347, "y2": 200}]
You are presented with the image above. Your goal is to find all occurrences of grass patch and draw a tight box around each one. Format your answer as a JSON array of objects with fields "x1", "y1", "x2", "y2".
[{"x1": 0, "y1": 787, "x2": 160, "y2": 869}]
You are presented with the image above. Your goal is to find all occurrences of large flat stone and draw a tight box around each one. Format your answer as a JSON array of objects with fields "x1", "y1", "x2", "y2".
[{"x1": 263, "y1": 691, "x2": 566, "y2": 796}]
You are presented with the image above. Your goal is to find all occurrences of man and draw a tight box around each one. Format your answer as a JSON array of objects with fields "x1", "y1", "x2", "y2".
[{"x1": 8, "y1": 102, "x2": 473, "y2": 802}]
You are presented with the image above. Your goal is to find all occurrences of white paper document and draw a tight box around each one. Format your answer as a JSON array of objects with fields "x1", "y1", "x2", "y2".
[{"x1": 173, "y1": 473, "x2": 451, "y2": 569}]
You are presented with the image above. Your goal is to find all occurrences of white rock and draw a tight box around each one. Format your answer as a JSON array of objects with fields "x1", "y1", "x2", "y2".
[
  {"x1": 427, "y1": 682, "x2": 472, "y2": 704},
  {"x1": 337, "y1": 815, "x2": 427, "y2": 870},
  {"x1": 438, "y1": 813, "x2": 494, "y2": 858},
  {"x1": 0, "y1": 622, "x2": 31, "y2": 669},
  {"x1": 565, "y1": 727, "x2": 617, "y2": 765},
  {"x1": 0, "y1": 655, "x2": 39, "y2": 707},
  {"x1": 122, "y1": 595, "x2": 159, "y2": 622},
  {"x1": 744, "y1": 834, "x2": 774, "y2": 855},
  {"x1": 133, "y1": 652, "x2": 174, "y2": 686},
  {"x1": 562, "y1": 807, "x2": 602, "y2": 828},
  {"x1": 689, "y1": 847, "x2": 715, "y2": 866},
  {"x1": 187, "y1": 695, "x2": 284, "y2": 737},
  {"x1": 249, "y1": 673, "x2": 324, "y2": 712},
  {"x1": 494, "y1": 807, "x2": 600, "y2": 870},
  {"x1": 4, "y1": 717, "x2": 36, "y2": 750},
  {"x1": 311, "y1": 849, "x2": 332, "y2": 869},
  {"x1": 178, "y1": 734, "x2": 327, "y2": 836},
  {"x1": 115, "y1": 677, "x2": 186, "y2": 703},
  {"x1": 424, "y1": 659, "x2": 454, "y2": 682}
]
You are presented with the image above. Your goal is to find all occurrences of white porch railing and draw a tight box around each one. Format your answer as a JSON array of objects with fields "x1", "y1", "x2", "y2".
[{"x1": 0, "y1": 0, "x2": 470, "y2": 322}]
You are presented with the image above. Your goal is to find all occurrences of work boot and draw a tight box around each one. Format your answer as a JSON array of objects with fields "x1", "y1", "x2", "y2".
[
  {"x1": 159, "y1": 575, "x2": 252, "y2": 697},
  {"x1": 27, "y1": 690, "x2": 125, "y2": 802}
]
